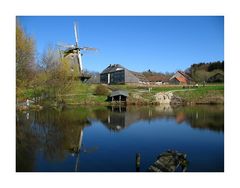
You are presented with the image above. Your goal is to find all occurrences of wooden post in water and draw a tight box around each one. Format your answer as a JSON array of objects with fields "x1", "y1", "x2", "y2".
[{"x1": 136, "y1": 153, "x2": 141, "y2": 172}]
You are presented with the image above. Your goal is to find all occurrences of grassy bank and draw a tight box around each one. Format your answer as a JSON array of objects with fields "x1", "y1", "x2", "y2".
[
  {"x1": 58, "y1": 83, "x2": 108, "y2": 105},
  {"x1": 60, "y1": 82, "x2": 224, "y2": 105},
  {"x1": 17, "y1": 82, "x2": 224, "y2": 110},
  {"x1": 174, "y1": 85, "x2": 224, "y2": 104}
]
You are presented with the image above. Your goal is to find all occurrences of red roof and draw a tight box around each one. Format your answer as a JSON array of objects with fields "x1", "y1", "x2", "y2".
[
  {"x1": 175, "y1": 76, "x2": 188, "y2": 83},
  {"x1": 177, "y1": 71, "x2": 192, "y2": 81}
]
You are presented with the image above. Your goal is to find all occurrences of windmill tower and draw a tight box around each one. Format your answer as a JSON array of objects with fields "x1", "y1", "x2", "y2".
[{"x1": 59, "y1": 22, "x2": 97, "y2": 81}]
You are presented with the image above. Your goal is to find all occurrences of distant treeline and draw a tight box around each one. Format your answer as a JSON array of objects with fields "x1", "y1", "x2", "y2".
[
  {"x1": 186, "y1": 61, "x2": 224, "y2": 82},
  {"x1": 188, "y1": 61, "x2": 224, "y2": 72},
  {"x1": 141, "y1": 61, "x2": 224, "y2": 83}
]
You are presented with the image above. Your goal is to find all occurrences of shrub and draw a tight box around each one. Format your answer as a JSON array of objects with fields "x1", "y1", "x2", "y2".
[{"x1": 95, "y1": 84, "x2": 110, "y2": 96}]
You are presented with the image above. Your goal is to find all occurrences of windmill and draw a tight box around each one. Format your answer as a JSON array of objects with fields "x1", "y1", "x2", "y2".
[{"x1": 59, "y1": 22, "x2": 97, "y2": 81}]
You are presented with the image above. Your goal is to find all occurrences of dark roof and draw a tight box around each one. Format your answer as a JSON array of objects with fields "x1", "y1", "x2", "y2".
[
  {"x1": 146, "y1": 75, "x2": 168, "y2": 82},
  {"x1": 207, "y1": 73, "x2": 224, "y2": 82},
  {"x1": 129, "y1": 71, "x2": 148, "y2": 82},
  {"x1": 101, "y1": 64, "x2": 124, "y2": 74},
  {"x1": 209, "y1": 73, "x2": 224, "y2": 78},
  {"x1": 101, "y1": 64, "x2": 148, "y2": 82},
  {"x1": 110, "y1": 90, "x2": 129, "y2": 97}
]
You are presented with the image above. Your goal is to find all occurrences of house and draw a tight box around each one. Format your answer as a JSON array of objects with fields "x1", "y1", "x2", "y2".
[
  {"x1": 146, "y1": 75, "x2": 169, "y2": 85},
  {"x1": 169, "y1": 71, "x2": 193, "y2": 85},
  {"x1": 100, "y1": 64, "x2": 148, "y2": 84},
  {"x1": 207, "y1": 73, "x2": 224, "y2": 83},
  {"x1": 169, "y1": 77, "x2": 188, "y2": 85}
]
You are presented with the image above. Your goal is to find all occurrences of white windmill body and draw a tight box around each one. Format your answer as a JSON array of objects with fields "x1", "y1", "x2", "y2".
[{"x1": 59, "y1": 22, "x2": 97, "y2": 80}]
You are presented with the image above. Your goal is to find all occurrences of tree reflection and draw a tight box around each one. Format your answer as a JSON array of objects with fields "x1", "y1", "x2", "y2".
[
  {"x1": 16, "y1": 108, "x2": 91, "y2": 171},
  {"x1": 16, "y1": 112, "x2": 40, "y2": 171},
  {"x1": 16, "y1": 105, "x2": 224, "y2": 171},
  {"x1": 173, "y1": 105, "x2": 224, "y2": 132}
]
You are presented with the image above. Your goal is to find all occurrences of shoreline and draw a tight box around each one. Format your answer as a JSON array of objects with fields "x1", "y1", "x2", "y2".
[
  {"x1": 16, "y1": 84, "x2": 224, "y2": 111},
  {"x1": 16, "y1": 95, "x2": 224, "y2": 112}
]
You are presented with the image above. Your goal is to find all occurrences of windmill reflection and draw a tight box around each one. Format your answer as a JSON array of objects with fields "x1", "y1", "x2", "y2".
[
  {"x1": 74, "y1": 127, "x2": 83, "y2": 172},
  {"x1": 16, "y1": 105, "x2": 223, "y2": 172},
  {"x1": 71, "y1": 127, "x2": 98, "y2": 172}
]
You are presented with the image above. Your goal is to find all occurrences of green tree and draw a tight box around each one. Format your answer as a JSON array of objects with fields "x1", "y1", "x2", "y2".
[
  {"x1": 193, "y1": 70, "x2": 210, "y2": 82},
  {"x1": 187, "y1": 61, "x2": 224, "y2": 82}
]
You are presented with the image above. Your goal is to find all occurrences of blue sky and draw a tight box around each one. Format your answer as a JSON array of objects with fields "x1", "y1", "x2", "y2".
[{"x1": 18, "y1": 16, "x2": 224, "y2": 73}]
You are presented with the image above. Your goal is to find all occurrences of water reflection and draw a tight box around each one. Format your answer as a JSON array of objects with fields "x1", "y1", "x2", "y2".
[
  {"x1": 173, "y1": 105, "x2": 224, "y2": 132},
  {"x1": 16, "y1": 108, "x2": 91, "y2": 171},
  {"x1": 95, "y1": 105, "x2": 174, "y2": 132},
  {"x1": 16, "y1": 105, "x2": 224, "y2": 172},
  {"x1": 94, "y1": 105, "x2": 223, "y2": 132}
]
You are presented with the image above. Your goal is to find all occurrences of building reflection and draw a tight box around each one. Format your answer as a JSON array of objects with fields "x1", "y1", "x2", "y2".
[
  {"x1": 175, "y1": 112, "x2": 186, "y2": 124},
  {"x1": 98, "y1": 105, "x2": 174, "y2": 132},
  {"x1": 16, "y1": 104, "x2": 224, "y2": 171},
  {"x1": 95, "y1": 105, "x2": 224, "y2": 132}
]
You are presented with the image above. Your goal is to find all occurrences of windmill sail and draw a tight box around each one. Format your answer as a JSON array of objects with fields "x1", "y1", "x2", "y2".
[
  {"x1": 74, "y1": 23, "x2": 83, "y2": 73},
  {"x1": 77, "y1": 50, "x2": 83, "y2": 73},
  {"x1": 74, "y1": 22, "x2": 79, "y2": 47}
]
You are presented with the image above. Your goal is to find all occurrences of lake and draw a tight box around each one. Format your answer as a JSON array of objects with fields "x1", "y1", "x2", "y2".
[{"x1": 16, "y1": 104, "x2": 224, "y2": 172}]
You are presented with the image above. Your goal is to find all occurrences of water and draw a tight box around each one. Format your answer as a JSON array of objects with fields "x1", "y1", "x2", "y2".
[{"x1": 16, "y1": 105, "x2": 224, "y2": 172}]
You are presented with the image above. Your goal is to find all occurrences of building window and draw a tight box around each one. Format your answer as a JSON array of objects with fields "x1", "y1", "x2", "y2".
[{"x1": 111, "y1": 70, "x2": 124, "y2": 83}]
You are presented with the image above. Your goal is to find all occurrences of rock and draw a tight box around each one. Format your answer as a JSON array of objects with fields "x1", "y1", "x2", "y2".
[{"x1": 155, "y1": 92, "x2": 183, "y2": 105}]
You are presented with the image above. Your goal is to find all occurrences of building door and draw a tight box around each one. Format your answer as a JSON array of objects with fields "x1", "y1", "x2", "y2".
[{"x1": 108, "y1": 73, "x2": 110, "y2": 84}]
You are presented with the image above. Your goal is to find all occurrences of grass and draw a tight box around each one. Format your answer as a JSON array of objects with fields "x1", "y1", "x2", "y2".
[
  {"x1": 18, "y1": 81, "x2": 223, "y2": 107},
  {"x1": 174, "y1": 85, "x2": 224, "y2": 104},
  {"x1": 61, "y1": 82, "x2": 224, "y2": 105},
  {"x1": 151, "y1": 86, "x2": 184, "y2": 93},
  {"x1": 59, "y1": 82, "x2": 108, "y2": 105}
]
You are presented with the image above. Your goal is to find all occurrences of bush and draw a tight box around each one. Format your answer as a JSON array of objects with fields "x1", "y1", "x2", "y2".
[{"x1": 95, "y1": 84, "x2": 110, "y2": 96}]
